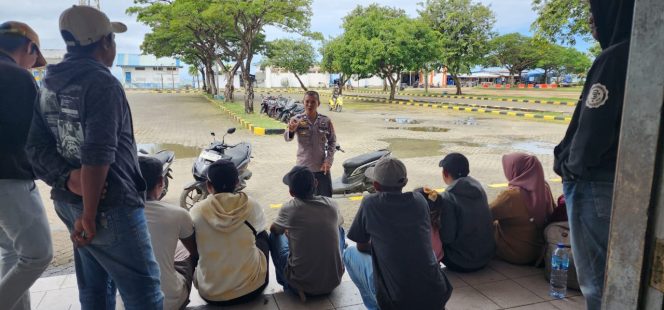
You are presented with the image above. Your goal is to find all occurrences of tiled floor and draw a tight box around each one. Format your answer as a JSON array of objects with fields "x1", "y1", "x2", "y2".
[{"x1": 28, "y1": 258, "x2": 585, "y2": 310}]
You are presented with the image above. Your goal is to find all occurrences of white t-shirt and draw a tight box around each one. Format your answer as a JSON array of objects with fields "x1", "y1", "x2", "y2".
[{"x1": 144, "y1": 200, "x2": 195, "y2": 310}]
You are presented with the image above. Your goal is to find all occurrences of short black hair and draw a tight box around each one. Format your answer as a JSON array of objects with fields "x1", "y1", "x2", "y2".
[
  {"x1": 62, "y1": 31, "x2": 108, "y2": 56},
  {"x1": 303, "y1": 90, "x2": 320, "y2": 103},
  {"x1": 207, "y1": 159, "x2": 239, "y2": 193},
  {"x1": 138, "y1": 156, "x2": 163, "y2": 192},
  {"x1": 0, "y1": 34, "x2": 29, "y2": 54},
  {"x1": 439, "y1": 152, "x2": 470, "y2": 179},
  {"x1": 283, "y1": 166, "x2": 315, "y2": 199},
  {"x1": 376, "y1": 184, "x2": 404, "y2": 193}
]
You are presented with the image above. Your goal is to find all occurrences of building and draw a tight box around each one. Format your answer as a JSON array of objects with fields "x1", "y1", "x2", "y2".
[{"x1": 116, "y1": 53, "x2": 182, "y2": 89}]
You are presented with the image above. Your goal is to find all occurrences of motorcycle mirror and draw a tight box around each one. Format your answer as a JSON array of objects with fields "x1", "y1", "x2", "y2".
[
  {"x1": 210, "y1": 132, "x2": 216, "y2": 137},
  {"x1": 139, "y1": 149, "x2": 149, "y2": 154},
  {"x1": 227, "y1": 128, "x2": 236, "y2": 134},
  {"x1": 335, "y1": 145, "x2": 341, "y2": 150}
]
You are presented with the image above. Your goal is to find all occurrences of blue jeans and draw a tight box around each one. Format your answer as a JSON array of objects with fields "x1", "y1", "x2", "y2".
[
  {"x1": 269, "y1": 227, "x2": 345, "y2": 294},
  {"x1": 0, "y1": 180, "x2": 53, "y2": 310},
  {"x1": 54, "y1": 202, "x2": 163, "y2": 310},
  {"x1": 342, "y1": 246, "x2": 378, "y2": 310},
  {"x1": 563, "y1": 181, "x2": 613, "y2": 310}
]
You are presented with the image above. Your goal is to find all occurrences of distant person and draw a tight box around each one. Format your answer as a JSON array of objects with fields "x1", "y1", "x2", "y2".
[
  {"x1": 0, "y1": 21, "x2": 53, "y2": 310},
  {"x1": 345, "y1": 157, "x2": 452, "y2": 310},
  {"x1": 553, "y1": 0, "x2": 634, "y2": 308},
  {"x1": 269, "y1": 166, "x2": 345, "y2": 301},
  {"x1": 490, "y1": 153, "x2": 554, "y2": 265},
  {"x1": 436, "y1": 153, "x2": 495, "y2": 272},
  {"x1": 139, "y1": 157, "x2": 198, "y2": 310},
  {"x1": 190, "y1": 159, "x2": 269, "y2": 306},
  {"x1": 26, "y1": 6, "x2": 163, "y2": 308},
  {"x1": 285, "y1": 90, "x2": 337, "y2": 197}
]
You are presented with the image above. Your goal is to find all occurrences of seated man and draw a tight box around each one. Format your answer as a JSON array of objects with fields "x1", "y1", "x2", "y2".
[
  {"x1": 344, "y1": 157, "x2": 452, "y2": 310},
  {"x1": 269, "y1": 166, "x2": 345, "y2": 301},
  {"x1": 437, "y1": 153, "x2": 495, "y2": 272},
  {"x1": 190, "y1": 159, "x2": 269, "y2": 306},
  {"x1": 139, "y1": 157, "x2": 198, "y2": 310}
]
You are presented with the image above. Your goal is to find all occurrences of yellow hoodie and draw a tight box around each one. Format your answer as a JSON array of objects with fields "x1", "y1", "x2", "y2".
[{"x1": 190, "y1": 192, "x2": 267, "y2": 301}]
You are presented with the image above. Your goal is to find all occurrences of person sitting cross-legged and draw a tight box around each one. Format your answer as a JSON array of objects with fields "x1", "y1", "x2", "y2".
[
  {"x1": 269, "y1": 166, "x2": 345, "y2": 301},
  {"x1": 190, "y1": 159, "x2": 270, "y2": 306},
  {"x1": 344, "y1": 157, "x2": 453, "y2": 310},
  {"x1": 139, "y1": 156, "x2": 198, "y2": 310}
]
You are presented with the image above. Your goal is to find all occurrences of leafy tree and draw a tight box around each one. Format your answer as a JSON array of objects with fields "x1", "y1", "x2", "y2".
[
  {"x1": 535, "y1": 40, "x2": 566, "y2": 83},
  {"x1": 561, "y1": 47, "x2": 592, "y2": 76},
  {"x1": 486, "y1": 33, "x2": 543, "y2": 84},
  {"x1": 320, "y1": 35, "x2": 358, "y2": 95},
  {"x1": 588, "y1": 42, "x2": 602, "y2": 58},
  {"x1": 532, "y1": 0, "x2": 590, "y2": 45},
  {"x1": 262, "y1": 39, "x2": 317, "y2": 91},
  {"x1": 209, "y1": 0, "x2": 313, "y2": 113},
  {"x1": 341, "y1": 4, "x2": 439, "y2": 100},
  {"x1": 419, "y1": 0, "x2": 496, "y2": 95}
]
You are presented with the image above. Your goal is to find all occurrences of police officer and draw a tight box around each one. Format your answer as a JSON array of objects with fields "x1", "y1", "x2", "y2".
[{"x1": 285, "y1": 90, "x2": 337, "y2": 197}]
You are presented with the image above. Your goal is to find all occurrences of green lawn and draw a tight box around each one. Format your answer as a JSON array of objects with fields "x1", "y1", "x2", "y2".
[{"x1": 210, "y1": 97, "x2": 285, "y2": 129}]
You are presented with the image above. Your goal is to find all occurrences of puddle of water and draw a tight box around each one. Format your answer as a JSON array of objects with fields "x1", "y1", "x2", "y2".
[
  {"x1": 386, "y1": 127, "x2": 450, "y2": 132},
  {"x1": 384, "y1": 117, "x2": 421, "y2": 124},
  {"x1": 454, "y1": 117, "x2": 478, "y2": 126},
  {"x1": 380, "y1": 138, "x2": 442, "y2": 159},
  {"x1": 511, "y1": 141, "x2": 556, "y2": 156},
  {"x1": 137, "y1": 143, "x2": 200, "y2": 158},
  {"x1": 447, "y1": 141, "x2": 484, "y2": 148}
]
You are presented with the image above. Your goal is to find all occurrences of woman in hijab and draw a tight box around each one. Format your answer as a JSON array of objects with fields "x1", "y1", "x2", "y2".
[{"x1": 490, "y1": 153, "x2": 555, "y2": 264}]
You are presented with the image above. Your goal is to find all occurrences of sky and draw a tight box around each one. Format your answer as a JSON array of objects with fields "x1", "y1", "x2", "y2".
[{"x1": 0, "y1": 0, "x2": 592, "y2": 81}]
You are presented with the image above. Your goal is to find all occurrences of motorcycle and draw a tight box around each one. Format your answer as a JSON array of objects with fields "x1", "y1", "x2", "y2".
[
  {"x1": 179, "y1": 128, "x2": 252, "y2": 210},
  {"x1": 332, "y1": 145, "x2": 391, "y2": 195},
  {"x1": 138, "y1": 147, "x2": 174, "y2": 200},
  {"x1": 281, "y1": 102, "x2": 304, "y2": 123},
  {"x1": 328, "y1": 95, "x2": 343, "y2": 112}
]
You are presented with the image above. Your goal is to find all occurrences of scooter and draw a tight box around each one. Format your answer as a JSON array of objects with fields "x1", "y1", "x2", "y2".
[
  {"x1": 332, "y1": 145, "x2": 391, "y2": 195},
  {"x1": 328, "y1": 95, "x2": 343, "y2": 112},
  {"x1": 179, "y1": 128, "x2": 252, "y2": 210},
  {"x1": 138, "y1": 148, "x2": 174, "y2": 200}
]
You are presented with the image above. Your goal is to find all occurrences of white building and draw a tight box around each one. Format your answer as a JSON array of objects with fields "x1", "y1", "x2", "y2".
[{"x1": 116, "y1": 54, "x2": 182, "y2": 89}]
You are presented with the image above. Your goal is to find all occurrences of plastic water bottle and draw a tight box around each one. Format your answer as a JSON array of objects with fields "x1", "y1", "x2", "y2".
[{"x1": 549, "y1": 243, "x2": 570, "y2": 299}]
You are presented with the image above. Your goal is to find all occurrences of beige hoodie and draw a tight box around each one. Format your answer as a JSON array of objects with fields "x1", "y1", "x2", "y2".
[{"x1": 190, "y1": 192, "x2": 267, "y2": 301}]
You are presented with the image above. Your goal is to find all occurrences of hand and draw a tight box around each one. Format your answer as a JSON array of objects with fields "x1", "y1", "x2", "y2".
[
  {"x1": 288, "y1": 118, "x2": 299, "y2": 132},
  {"x1": 320, "y1": 162, "x2": 332, "y2": 175},
  {"x1": 72, "y1": 216, "x2": 96, "y2": 247},
  {"x1": 67, "y1": 169, "x2": 82, "y2": 196}
]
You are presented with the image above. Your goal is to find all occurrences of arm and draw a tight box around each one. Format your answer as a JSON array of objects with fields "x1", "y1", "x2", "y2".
[
  {"x1": 270, "y1": 223, "x2": 286, "y2": 235},
  {"x1": 178, "y1": 209, "x2": 198, "y2": 260},
  {"x1": 324, "y1": 119, "x2": 337, "y2": 166},
  {"x1": 439, "y1": 195, "x2": 459, "y2": 244},
  {"x1": 180, "y1": 234, "x2": 198, "y2": 261},
  {"x1": 347, "y1": 202, "x2": 371, "y2": 253},
  {"x1": 285, "y1": 117, "x2": 298, "y2": 141},
  {"x1": 73, "y1": 165, "x2": 108, "y2": 246},
  {"x1": 489, "y1": 190, "x2": 515, "y2": 221}
]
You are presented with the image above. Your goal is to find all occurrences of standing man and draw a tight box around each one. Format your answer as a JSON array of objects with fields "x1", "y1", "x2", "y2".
[
  {"x1": 0, "y1": 21, "x2": 53, "y2": 310},
  {"x1": 285, "y1": 90, "x2": 336, "y2": 197},
  {"x1": 26, "y1": 6, "x2": 163, "y2": 309},
  {"x1": 553, "y1": 0, "x2": 634, "y2": 309}
]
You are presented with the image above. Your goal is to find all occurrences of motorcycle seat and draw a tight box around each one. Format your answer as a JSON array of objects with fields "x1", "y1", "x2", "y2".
[
  {"x1": 153, "y1": 150, "x2": 175, "y2": 163},
  {"x1": 342, "y1": 150, "x2": 390, "y2": 170}
]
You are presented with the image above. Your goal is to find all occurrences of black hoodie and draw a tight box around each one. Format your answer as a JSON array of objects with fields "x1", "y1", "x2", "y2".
[
  {"x1": 554, "y1": 0, "x2": 635, "y2": 182},
  {"x1": 26, "y1": 54, "x2": 145, "y2": 208}
]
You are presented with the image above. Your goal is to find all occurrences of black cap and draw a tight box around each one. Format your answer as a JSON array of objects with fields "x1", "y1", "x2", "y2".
[
  {"x1": 283, "y1": 166, "x2": 315, "y2": 198},
  {"x1": 207, "y1": 159, "x2": 238, "y2": 193},
  {"x1": 438, "y1": 153, "x2": 470, "y2": 179}
]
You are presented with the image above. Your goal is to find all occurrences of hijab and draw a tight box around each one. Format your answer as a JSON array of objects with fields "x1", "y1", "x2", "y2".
[{"x1": 502, "y1": 153, "x2": 554, "y2": 227}]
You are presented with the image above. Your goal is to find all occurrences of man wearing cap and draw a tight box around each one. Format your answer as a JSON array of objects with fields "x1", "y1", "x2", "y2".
[
  {"x1": 0, "y1": 21, "x2": 53, "y2": 310},
  {"x1": 433, "y1": 153, "x2": 495, "y2": 272},
  {"x1": 26, "y1": 6, "x2": 163, "y2": 309},
  {"x1": 345, "y1": 157, "x2": 452, "y2": 310},
  {"x1": 269, "y1": 166, "x2": 345, "y2": 300}
]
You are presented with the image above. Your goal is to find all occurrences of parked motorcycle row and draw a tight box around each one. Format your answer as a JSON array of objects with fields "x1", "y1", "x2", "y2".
[{"x1": 260, "y1": 95, "x2": 305, "y2": 123}]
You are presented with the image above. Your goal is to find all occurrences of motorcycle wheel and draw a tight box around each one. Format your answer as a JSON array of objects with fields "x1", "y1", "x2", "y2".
[
  {"x1": 336, "y1": 104, "x2": 342, "y2": 112},
  {"x1": 329, "y1": 105, "x2": 333, "y2": 111},
  {"x1": 179, "y1": 187, "x2": 206, "y2": 211}
]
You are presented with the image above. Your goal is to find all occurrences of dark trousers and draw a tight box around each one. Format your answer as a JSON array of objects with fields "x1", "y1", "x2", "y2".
[
  {"x1": 314, "y1": 172, "x2": 332, "y2": 197},
  {"x1": 442, "y1": 256, "x2": 485, "y2": 273},
  {"x1": 202, "y1": 231, "x2": 270, "y2": 306}
]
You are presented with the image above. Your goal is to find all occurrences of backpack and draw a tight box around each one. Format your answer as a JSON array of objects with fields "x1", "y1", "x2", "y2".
[{"x1": 543, "y1": 221, "x2": 580, "y2": 290}]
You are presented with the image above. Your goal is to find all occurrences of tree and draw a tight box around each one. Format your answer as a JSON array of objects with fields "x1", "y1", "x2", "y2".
[
  {"x1": 262, "y1": 39, "x2": 317, "y2": 91},
  {"x1": 210, "y1": 0, "x2": 313, "y2": 113},
  {"x1": 419, "y1": 0, "x2": 496, "y2": 95},
  {"x1": 532, "y1": 0, "x2": 590, "y2": 45},
  {"x1": 408, "y1": 19, "x2": 443, "y2": 94},
  {"x1": 561, "y1": 47, "x2": 592, "y2": 76},
  {"x1": 486, "y1": 33, "x2": 543, "y2": 84},
  {"x1": 341, "y1": 4, "x2": 439, "y2": 100},
  {"x1": 320, "y1": 35, "x2": 358, "y2": 95},
  {"x1": 535, "y1": 40, "x2": 566, "y2": 83}
]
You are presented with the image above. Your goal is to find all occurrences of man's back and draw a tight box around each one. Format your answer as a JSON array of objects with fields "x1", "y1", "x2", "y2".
[
  {"x1": 273, "y1": 196, "x2": 344, "y2": 294},
  {"x1": 348, "y1": 192, "x2": 451, "y2": 309}
]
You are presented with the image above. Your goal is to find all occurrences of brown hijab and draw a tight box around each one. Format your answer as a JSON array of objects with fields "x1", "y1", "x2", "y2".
[{"x1": 502, "y1": 153, "x2": 554, "y2": 227}]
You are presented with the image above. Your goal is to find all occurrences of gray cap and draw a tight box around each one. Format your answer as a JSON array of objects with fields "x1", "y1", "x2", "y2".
[
  {"x1": 59, "y1": 5, "x2": 127, "y2": 47},
  {"x1": 365, "y1": 157, "x2": 408, "y2": 187}
]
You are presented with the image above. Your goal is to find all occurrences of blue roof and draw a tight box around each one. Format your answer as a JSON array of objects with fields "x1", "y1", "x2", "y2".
[{"x1": 115, "y1": 53, "x2": 182, "y2": 68}]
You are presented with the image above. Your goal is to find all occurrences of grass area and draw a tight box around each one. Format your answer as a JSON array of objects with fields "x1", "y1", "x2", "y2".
[
  {"x1": 460, "y1": 93, "x2": 578, "y2": 103},
  {"x1": 209, "y1": 96, "x2": 285, "y2": 129},
  {"x1": 348, "y1": 87, "x2": 581, "y2": 102}
]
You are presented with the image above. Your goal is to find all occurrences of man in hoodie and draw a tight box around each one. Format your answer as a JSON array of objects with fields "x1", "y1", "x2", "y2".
[
  {"x1": 269, "y1": 166, "x2": 345, "y2": 300},
  {"x1": 25, "y1": 6, "x2": 163, "y2": 309},
  {"x1": 345, "y1": 157, "x2": 452, "y2": 310},
  {"x1": 0, "y1": 21, "x2": 53, "y2": 310},
  {"x1": 553, "y1": 1, "x2": 634, "y2": 308},
  {"x1": 139, "y1": 157, "x2": 198, "y2": 310},
  {"x1": 435, "y1": 153, "x2": 495, "y2": 272},
  {"x1": 190, "y1": 159, "x2": 269, "y2": 306}
]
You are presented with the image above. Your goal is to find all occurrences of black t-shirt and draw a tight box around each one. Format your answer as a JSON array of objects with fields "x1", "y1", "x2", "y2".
[{"x1": 348, "y1": 192, "x2": 452, "y2": 310}]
